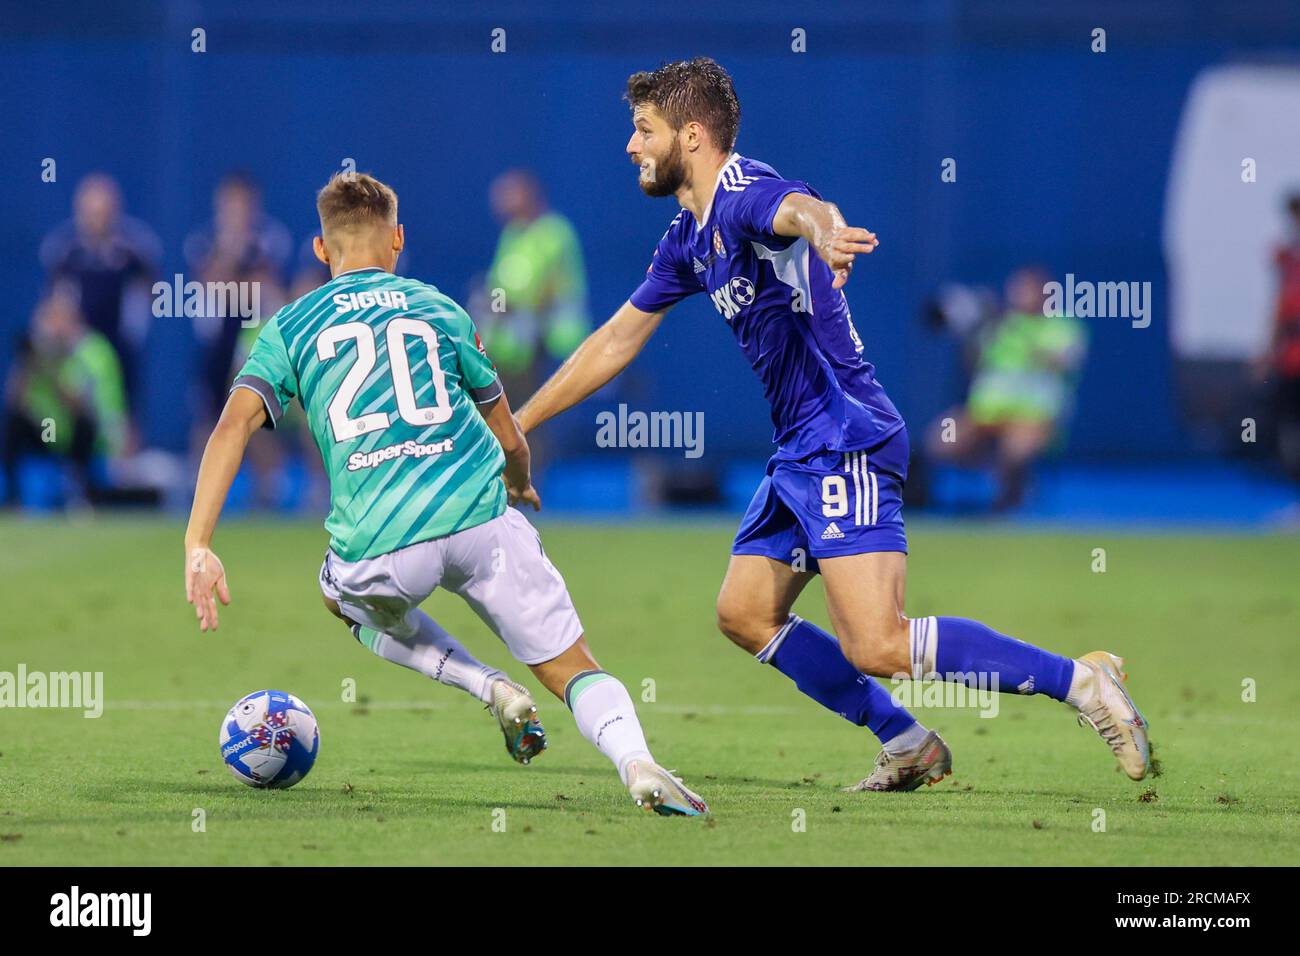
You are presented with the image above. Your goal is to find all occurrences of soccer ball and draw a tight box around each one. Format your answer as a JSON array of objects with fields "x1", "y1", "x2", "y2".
[{"x1": 219, "y1": 690, "x2": 320, "y2": 789}]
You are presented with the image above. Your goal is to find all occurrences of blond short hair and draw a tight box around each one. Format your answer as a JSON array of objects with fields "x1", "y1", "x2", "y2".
[{"x1": 315, "y1": 172, "x2": 398, "y2": 237}]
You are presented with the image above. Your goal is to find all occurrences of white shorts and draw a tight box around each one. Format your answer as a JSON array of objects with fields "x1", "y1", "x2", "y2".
[{"x1": 318, "y1": 508, "x2": 584, "y2": 665}]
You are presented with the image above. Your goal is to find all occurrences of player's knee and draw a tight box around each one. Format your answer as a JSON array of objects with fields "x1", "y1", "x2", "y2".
[
  {"x1": 715, "y1": 597, "x2": 769, "y2": 654},
  {"x1": 321, "y1": 594, "x2": 359, "y2": 632},
  {"x1": 321, "y1": 593, "x2": 345, "y2": 620},
  {"x1": 714, "y1": 599, "x2": 747, "y2": 644}
]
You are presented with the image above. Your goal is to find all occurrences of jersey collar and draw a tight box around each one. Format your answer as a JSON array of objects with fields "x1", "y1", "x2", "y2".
[
  {"x1": 695, "y1": 152, "x2": 742, "y2": 232},
  {"x1": 334, "y1": 266, "x2": 389, "y2": 278}
]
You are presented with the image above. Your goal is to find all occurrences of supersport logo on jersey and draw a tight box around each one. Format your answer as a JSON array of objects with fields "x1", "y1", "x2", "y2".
[{"x1": 347, "y1": 438, "x2": 455, "y2": 471}]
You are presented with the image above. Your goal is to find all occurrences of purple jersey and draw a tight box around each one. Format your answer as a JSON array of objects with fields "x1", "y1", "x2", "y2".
[{"x1": 630, "y1": 154, "x2": 904, "y2": 461}]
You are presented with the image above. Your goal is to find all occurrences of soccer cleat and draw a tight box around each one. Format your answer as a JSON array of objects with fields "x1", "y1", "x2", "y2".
[
  {"x1": 843, "y1": 730, "x2": 952, "y2": 792},
  {"x1": 625, "y1": 760, "x2": 709, "y2": 817},
  {"x1": 488, "y1": 679, "x2": 547, "y2": 765},
  {"x1": 1073, "y1": 651, "x2": 1150, "y2": 781}
]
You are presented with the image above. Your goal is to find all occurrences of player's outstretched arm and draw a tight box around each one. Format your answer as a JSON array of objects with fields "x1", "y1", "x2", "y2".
[
  {"x1": 183, "y1": 387, "x2": 267, "y2": 632},
  {"x1": 479, "y1": 388, "x2": 541, "y2": 511},
  {"x1": 772, "y1": 193, "x2": 879, "y2": 289},
  {"x1": 516, "y1": 300, "x2": 667, "y2": 434}
]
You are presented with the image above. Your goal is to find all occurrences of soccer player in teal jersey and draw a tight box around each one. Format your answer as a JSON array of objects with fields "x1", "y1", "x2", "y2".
[{"x1": 183, "y1": 172, "x2": 707, "y2": 816}]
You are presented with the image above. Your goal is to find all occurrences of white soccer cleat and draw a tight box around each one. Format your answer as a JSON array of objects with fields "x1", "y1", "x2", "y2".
[
  {"x1": 625, "y1": 760, "x2": 709, "y2": 817},
  {"x1": 1072, "y1": 651, "x2": 1150, "y2": 781},
  {"x1": 488, "y1": 679, "x2": 547, "y2": 765},
  {"x1": 844, "y1": 730, "x2": 953, "y2": 792}
]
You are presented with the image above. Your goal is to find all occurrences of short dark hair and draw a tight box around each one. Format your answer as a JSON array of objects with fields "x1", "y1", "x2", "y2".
[
  {"x1": 316, "y1": 172, "x2": 398, "y2": 235},
  {"x1": 625, "y1": 57, "x2": 740, "y2": 153}
]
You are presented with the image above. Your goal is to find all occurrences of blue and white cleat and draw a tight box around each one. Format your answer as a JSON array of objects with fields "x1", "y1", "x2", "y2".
[
  {"x1": 625, "y1": 760, "x2": 709, "y2": 817},
  {"x1": 1073, "y1": 651, "x2": 1150, "y2": 781},
  {"x1": 489, "y1": 679, "x2": 547, "y2": 765}
]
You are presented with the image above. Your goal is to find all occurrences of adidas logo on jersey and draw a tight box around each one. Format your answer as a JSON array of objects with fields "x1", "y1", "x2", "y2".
[
  {"x1": 719, "y1": 160, "x2": 759, "y2": 193},
  {"x1": 692, "y1": 257, "x2": 707, "y2": 274},
  {"x1": 821, "y1": 522, "x2": 845, "y2": 540}
]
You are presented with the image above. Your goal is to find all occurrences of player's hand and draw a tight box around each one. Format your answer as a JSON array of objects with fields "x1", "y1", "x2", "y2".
[
  {"x1": 185, "y1": 546, "x2": 231, "y2": 632},
  {"x1": 816, "y1": 224, "x2": 879, "y2": 289},
  {"x1": 508, "y1": 482, "x2": 542, "y2": 511}
]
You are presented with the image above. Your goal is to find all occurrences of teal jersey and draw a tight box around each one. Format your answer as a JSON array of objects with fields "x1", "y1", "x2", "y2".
[{"x1": 232, "y1": 267, "x2": 506, "y2": 561}]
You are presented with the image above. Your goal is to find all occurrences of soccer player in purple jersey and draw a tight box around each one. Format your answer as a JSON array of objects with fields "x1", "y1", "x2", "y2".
[{"x1": 517, "y1": 58, "x2": 1150, "y2": 790}]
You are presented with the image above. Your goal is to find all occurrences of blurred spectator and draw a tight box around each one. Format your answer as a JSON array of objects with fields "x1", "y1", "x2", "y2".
[
  {"x1": 3, "y1": 294, "x2": 126, "y2": 507},
  {"x1": 470, "y1": 169, "x2": 590, "y2": 404},
  {"x1": 39, "y1": 172, "x2": 159, "y2": 425},
  {"x1": 925, "y1": 267, "x2": 1087, "y2": 510},
  {"x1": 1261, "y1": 193, "x2": 1300, "y2": 482},
  {"x1": 184, "y1": 172, "x2": 290, "y2": 429}
]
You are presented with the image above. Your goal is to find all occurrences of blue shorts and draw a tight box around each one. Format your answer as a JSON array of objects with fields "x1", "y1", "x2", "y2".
[{"x1": 732, "y1": 428, "x2": 909, "y2": 572}]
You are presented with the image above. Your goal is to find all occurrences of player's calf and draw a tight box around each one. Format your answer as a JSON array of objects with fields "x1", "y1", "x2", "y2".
[
  {"x1": 345, "y1": 607, "x2": 551, "y2": 764},
  {"x1": 529, "y1": 638, "x2": 709, "y2": 816},
  {"x1": 349, "y1": 609, "x2": 508, "y2": 704},
  {"x1": 834, "y1": 616, "x2": 911, "y2": 678},
  {"x1": 906, "y1": 614, "x2": 1151, "y2": 779}
]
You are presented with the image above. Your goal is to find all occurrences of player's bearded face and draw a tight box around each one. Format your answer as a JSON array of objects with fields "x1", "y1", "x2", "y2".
[{"x1": 638, "y1": 133, "x2": 687, "y2": 197}]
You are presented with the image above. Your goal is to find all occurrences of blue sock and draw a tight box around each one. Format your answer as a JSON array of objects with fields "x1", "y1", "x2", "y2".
[
  {"x1": 910, "y1": 616, "x2": 1076, "y2": 701},
  {"x1": 759, "y1": 616, "x2": 922, "y2": 746}
]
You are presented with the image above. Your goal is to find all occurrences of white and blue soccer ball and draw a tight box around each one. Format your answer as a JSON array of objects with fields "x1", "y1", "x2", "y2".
[{"x1": 219, "y1": 690, "x2": 320, "y2": 789}]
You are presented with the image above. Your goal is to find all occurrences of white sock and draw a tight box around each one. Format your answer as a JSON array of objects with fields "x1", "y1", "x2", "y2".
[
  {"x1": 1064, "y1": 659, "x2": 1090, "y2": 709},
  {"x1": 564, "y1": 670, "x2": 653, "y2": 785},
  {"x1": 881, "y1": 723, "x2": 931, "y2": 755},
  {"x1": 353, "y1": 610, "x2": 504, "y2": 704},
  {"x1": 908, "y1": 616, "x2": 939, "y2": 679}
]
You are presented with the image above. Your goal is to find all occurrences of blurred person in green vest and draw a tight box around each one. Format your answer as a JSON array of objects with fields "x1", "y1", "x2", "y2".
[
  {"x1": 3, "y1": 293, "x2": 126, "y2": 507},
  {"x1": 471, "y1": 170, "x2": 590, "y2": 419},
  {"x1": 926, "y1": 267, "x2": 1087, "y2": 511}
]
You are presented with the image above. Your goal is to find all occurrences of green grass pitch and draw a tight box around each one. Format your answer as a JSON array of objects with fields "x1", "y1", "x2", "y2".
[{"x1": 1, "y1": 516, "x2": 1296, "y2": 866}]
